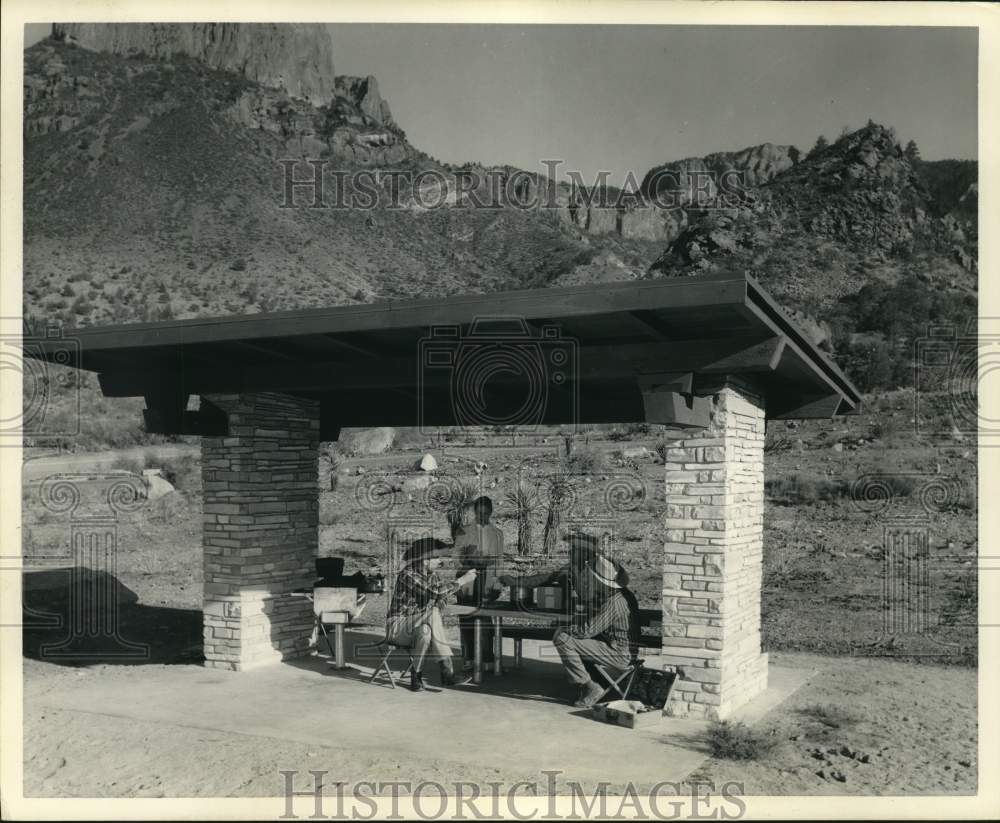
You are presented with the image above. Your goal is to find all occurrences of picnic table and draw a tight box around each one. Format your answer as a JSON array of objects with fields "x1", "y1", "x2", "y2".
[
  {"x1": 446, "y1": 601, "x2": 664, "y2": 684},
  {"x1": 446, "y1": 603, "x2": 577, "y2": 684}
]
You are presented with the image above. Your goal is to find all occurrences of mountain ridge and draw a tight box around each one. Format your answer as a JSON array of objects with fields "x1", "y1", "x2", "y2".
[{"x1": 23, "y1": 28, "x2": 977, "y2": 393}]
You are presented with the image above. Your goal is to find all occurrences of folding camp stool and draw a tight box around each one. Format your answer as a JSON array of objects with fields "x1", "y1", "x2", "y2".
[
  {"x1": 364, "y1": 640, "x2": 417, "y2": 689},
  {"x1": 594, "y1": 656, "x2": 644, "y2": 702}
]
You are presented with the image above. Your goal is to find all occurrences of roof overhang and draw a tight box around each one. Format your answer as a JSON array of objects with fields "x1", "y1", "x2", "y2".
[{"x1": 26, "y1": 272, "x2": 861, "y2": 438}]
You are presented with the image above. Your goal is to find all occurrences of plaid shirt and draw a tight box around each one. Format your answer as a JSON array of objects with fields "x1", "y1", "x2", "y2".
[
  {"x1": 387, "y1": 565, "x2": 460, "y2": 620},
  {"x1": 573, "y1": 590, "x2": 633, "y2": 653}
]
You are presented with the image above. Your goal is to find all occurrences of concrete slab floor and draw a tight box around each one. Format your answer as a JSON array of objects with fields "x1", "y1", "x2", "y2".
[{"x1": 25, "y1": 633, "x2": 813, "y2": 788}]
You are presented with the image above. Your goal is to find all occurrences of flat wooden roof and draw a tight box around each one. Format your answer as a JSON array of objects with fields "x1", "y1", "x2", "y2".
[{"x1": 28, "y1": 272, "x2": 861, "y2": 433}]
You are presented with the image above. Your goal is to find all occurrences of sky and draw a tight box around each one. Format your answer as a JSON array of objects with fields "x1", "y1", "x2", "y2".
[{"x1": 25, "y1": 23, "x2": 977, "y2": 185}]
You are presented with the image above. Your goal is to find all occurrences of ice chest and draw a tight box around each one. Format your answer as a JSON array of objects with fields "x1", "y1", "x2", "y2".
[
  {"x1": 591, "y1": 668, "x2": 678, "y2": 730},
  {"x1": 533, "y1": 585, "x2": 564, "y2": 610}
]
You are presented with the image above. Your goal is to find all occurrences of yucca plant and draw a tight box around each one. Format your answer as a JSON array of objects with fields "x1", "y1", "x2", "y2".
[
  {"x1": 505, "y1": 481, "x2": 539, "y2": 556},
  {"x1": 542, "y1": 474, "x2": 572, "y2": 556},
  {"x1": 438, "y1": 479, "x2": 480, "y2": 539}
]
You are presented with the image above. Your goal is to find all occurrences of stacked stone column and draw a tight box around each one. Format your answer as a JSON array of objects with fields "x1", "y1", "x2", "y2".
[
  {"x1": 200, "y1": 392, "x2": 320, "y2": 671},
  {"x1": 660, "y1": 379, "x2": 768, "y2": 719}
]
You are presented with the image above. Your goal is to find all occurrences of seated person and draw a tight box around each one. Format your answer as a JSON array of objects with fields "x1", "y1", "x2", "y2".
[
  {"x1": 386, "y1": 537, "x2": 477, "y2": 691},
  {"x1": 454, "y1": 496, "x2": 503, "y2": 669},
  {"x1": 552, "y1": 554, "x2": 636, "y2": 708},
  {"x1": 498, "y1": 532, "x2": 610, "y2": 622}
]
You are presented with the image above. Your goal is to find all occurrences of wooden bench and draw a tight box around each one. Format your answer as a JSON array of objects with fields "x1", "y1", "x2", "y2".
[{"x1": 502, "y1": 607, "x2": 662, "y2": 665}]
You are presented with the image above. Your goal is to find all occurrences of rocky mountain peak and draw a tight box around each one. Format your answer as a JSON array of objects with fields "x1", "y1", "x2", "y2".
[
  {"x1": 333, "y1": 75, "x2": 395, "y2": 127},
  {"x1": 52, "y1": 23, "x2": 337, "y2": 103}
]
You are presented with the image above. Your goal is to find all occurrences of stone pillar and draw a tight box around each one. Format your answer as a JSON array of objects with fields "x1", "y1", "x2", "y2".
[
  {"x1": 660, "y1": 379, "x2": 768, "y2": 719},
  {"x1": 200, "y1": 392, "x2": 320, "y2": 671}
]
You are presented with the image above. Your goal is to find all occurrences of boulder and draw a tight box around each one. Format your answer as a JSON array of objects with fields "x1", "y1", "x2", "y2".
[
  {"x1": 141, "y1": 468, "x2": 175, "y2": 500},
  {"x1": 418, "y1": 453, "x2": 438, "y2": 472},
  {"x1": 622, "y1": 446, "x2": 650, "y2": 459}
]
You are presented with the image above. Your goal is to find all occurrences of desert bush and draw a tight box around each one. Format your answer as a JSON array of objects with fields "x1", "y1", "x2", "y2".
[
  {"x1": 155, "y1": 453, "x2": 201, "y2": 494},
  {"x1": 563, "y1": 445, "x2": 605, "y2": 475},
  {"x1": 319, "y1": 496, "x2": 339, "y2": 527},
  {"x1": 706, "y1": 720, "x2": 781, "y2": 760},
  {"x1": 766, "y1": 473, "x2": 849, "y2": 504},
  {"x1": 148, "y1": 491, "x2": 189, "y2": 524},
  {"x1": 764, "y1": 432, "x2": 794, "y2": 453},
  {"x1": 319, "y1": 445, "x2": 340, "y2": 491},
  {"x1": 797, "y1": 703, "x2": 862, "y2": 729}
]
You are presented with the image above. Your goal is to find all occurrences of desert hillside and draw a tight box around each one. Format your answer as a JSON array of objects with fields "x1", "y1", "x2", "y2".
[{"x1": 21, "y1": 26, "x2": 977, "y2": 446}]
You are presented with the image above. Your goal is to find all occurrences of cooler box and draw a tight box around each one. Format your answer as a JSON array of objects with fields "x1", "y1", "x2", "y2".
[{"x1": 533, "y1": 585, "x2": 564, "y2": 610}]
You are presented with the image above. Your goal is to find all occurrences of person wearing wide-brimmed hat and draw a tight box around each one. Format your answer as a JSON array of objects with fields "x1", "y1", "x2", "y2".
[
  {"x1": 497, "y1": 531, "x2": 627, "y2": 612},
  {"x1": 551, "y1": 553, "x2": 636, "y2": 708},
  {"x1": 386, "y1": 537, "x2": 477, "y2": 691}
]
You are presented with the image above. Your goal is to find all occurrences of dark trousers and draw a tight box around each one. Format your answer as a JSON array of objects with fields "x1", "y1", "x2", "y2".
[{"x1": 459, "y1": 616, "x2": 496, "y2": 664}]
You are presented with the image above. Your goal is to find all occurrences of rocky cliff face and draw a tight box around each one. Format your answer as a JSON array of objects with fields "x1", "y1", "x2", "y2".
[
  {"x1": 641, "y1": 142, "x2": 799, "y2": 204},
  {"x1": 334, "y1": 76, "x2": 394, "y2": 127},
  {"x1": 52, "y1": 23, "x2": 337, "y2": 103},
  {"x1": 649, "y1": 123, "x2": 977, "y2": 311}
]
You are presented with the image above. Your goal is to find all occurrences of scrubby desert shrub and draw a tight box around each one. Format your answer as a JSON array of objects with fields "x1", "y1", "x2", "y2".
[
  {"x1": 562, "y1": 445, "x2": 604, "y2": 475},
  {"x1": 319, "y1": 444, "x2": 340, "y2": 491},
  {"x1": 155, "y1": 453, "x2": 201, "y2": 494},
  {"x1": 147, "y1": 490, "x2": 189, "y2": 524},
  {"x1": 706, "y1": 720, "x2": 781, "y2": 760},
  {"x1": 319, "y1": 496, "x2": 339, "y2": 527},
  {"x1": 765, "y1": 473, "x2": 849, "y2": 504},
  {"x1": 797, "y1": 703, "x2": 862, "y2": 729}
]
